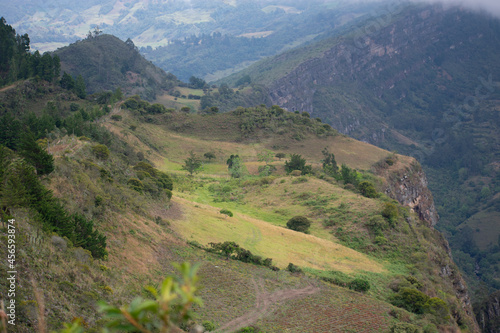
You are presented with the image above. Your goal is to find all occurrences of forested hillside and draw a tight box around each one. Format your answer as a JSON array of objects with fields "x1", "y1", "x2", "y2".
[{"x1": 54, "y1": 34, "x2": 179, "y2": 101}]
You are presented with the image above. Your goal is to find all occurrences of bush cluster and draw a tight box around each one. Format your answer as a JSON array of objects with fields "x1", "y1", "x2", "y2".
[
  {"x1": 128, "y1": 162, "x2": 173, "y2": 199},
  {"x1": 207, "y1": 241, "x2": 278, "y2": 270}
]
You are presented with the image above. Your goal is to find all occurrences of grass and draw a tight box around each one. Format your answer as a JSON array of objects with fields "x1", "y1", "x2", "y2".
[{"x1": 170, "y1": 196, "x2": 385, "y2": 274}]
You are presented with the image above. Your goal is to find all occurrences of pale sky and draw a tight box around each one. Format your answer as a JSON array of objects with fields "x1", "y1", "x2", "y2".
[{"x1": 410, "y1": 0, "x2": 500, "y2": 17}]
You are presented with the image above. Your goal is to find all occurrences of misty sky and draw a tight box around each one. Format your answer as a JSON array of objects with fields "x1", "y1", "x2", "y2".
[{"x1": 412, "y1": 0, "x2": 500, "y2": 17}]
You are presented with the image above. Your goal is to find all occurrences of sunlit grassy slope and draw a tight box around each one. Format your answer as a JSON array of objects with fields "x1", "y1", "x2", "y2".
[{"x1": 101, "y1": 106, "x2": 414, "y2": 277}]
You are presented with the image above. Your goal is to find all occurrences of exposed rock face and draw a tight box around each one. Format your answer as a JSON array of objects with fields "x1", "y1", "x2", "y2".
[
  {"x1": 476, "y1": 291, "x2": 500, "y2": 333},
  {"x1": 382, "y1": 160, "x2": 439, "y2": 226},
  {"x1": 437, "y1": 235, "x2": 478, "y2": 331},
  {"x1": 376, "y1": 159, "x2": 479, "y2": 331}
]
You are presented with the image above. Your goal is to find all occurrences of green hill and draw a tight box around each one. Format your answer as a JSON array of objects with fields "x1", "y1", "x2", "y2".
[{"x1": 54, "y1": 34, "x2": 179, "y2": 101}]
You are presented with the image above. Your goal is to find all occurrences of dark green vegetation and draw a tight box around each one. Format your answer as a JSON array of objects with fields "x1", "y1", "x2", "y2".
[
  {"x1": 286, "y1": 216, "x2": 311, "y2": 233},
  {"x1": 55, "y1": 35, "x2": 178, "y2": 101},
  {"x1": 0, "y1": 18, "x2": 60, "y2": 87},
  {"x1": 0, "y1": 146, "x2": 106, "y2": 258},
  {"x1": 220, "y1": 3, "x2": 500, "y2": 309}
]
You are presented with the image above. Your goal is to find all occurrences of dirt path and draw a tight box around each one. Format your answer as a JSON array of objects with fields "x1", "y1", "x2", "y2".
[
  {"x1": 0, "y1": 83, "x2": 16, "y2": 92},
  {"x1": 214, "y1": 278, "x2": 320, "y2": 333}
]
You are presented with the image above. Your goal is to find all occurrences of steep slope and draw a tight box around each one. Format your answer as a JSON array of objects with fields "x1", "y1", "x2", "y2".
[
  {"x1": 0, "y1": 79, "x2": 480, "y2": 331},
  {"x1": 54, "y1": 34, "x2": 178, "y2": 100},
  {"x1": 221, "y1": 3, "x2": 500, "y2": 300}
]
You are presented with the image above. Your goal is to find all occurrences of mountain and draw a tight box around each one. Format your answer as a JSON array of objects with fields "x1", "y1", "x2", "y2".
[
  {"x1": 0, "y1": 13, "x2": 488, "y2": 333},
  {"x1": 220, "y1": 2, "x2": 500, "y2": 302},
  {"x1": 0, "y1": 77, "x2": 480, "y2": 331},
  {"x1": 2, "y1": 0, "x2": 392, "y2": 81},
  {"x1": 54, "y1": 34, "x2": 179, "y2": 100}
]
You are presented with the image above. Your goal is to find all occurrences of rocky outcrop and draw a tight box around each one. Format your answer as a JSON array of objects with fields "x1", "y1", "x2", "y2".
[
  {"x1": 476, "y1": 291, "x2": 500, "y2": 333},
  {"x1": 377, "y1": 160, "x2": 439, "y2": 226},
  {"x1": 378, "y1": 159, "x2": 479, "y2": 331}
]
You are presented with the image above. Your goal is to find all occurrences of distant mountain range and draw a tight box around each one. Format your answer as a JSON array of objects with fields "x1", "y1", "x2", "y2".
[{"x1": 3, "y1": 0, "x2": 388, "y2": 80}]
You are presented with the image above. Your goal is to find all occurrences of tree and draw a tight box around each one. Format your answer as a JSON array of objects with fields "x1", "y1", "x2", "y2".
[
  {"x1": 227, "y1": 155, "x2": 246, "y2": 178},
  {"x1": 204, "y1": 152, "x2": 216, "y2": 161},
  {"x1": 218, "y1": 83, "x2": 233, "y2": 96},
  {"x1": 60, "y1": 72, "x2": 75, "y2": 90},
  {"x1": 321, "y1": 148, "x2": 338, "y2": 177},
  {"x1": 182, "y1": 151, "x2": 202, "y2": 175},
  {"x1": 74, "y1": 74, "x2": 86, "y2": 99},
  {"x1": 286, "y1": 216, "x2": 311, "y2": 233},
  {"x1": 275, "y1": 152, "x2": 286, "y2": 160},
  {"x1": 18, "y1": 132, "x2": 54, "y2": 175},
  {"x1": 189, "y1": 75, "x2": 206, "y2": 89},
  {"x1": 226, "y1": 154, "x2": 240, "y2": 169},
  {"x1": 284, "y1": 154, "x2": 311, "y2": 175},
  {"x1": 340, "y1": 164, "x2": 358, "y2": 185}
]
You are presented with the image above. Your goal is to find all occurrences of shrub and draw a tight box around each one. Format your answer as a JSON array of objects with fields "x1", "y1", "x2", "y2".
[
  {"x1": 374, "y1": 236, "x2": 388, "y2": 245},
  {"x1": 110, "y1": 115, "x2": 122, "y2": 121},
  {"x1": 127, "y1": 178, "x2": 144, "y2": 193},
  {"x1": 348, "y1": 278, "x2": 371, "y2": 292},
  {"x1": 366, "y1": 215, "x2": 388, "y2": 234},
  {"x1": 70, "y1": 103, "x2": 80, "y2": 111},
  {"x1": 202, "y1": 320, "x2": 216, "y2": 331},
  {"x1": 96, "y1": 263, "x2": 202, "y2": 332},
  {"x1": 238, "y1": 326, "x2": 262, "y2": 333},
  {"x1": 286, "y1": 263, "x2": 303, "y2": 274},
  {"x1": 92, "y1": 144, "x2": 110, "y2": 160},
  {"x1": 424, "y1": 297, "x2": 449, "y2": 320},
  {"x1": 390, "y1": 322, "x2": 420, "y2": 333},
  {"x1": 286, "y1": 216, "x2": 311, "y2": 233},
  {"x1": 382, "y1": 202, "x2": 399, "y2": 226},
  {"x1": 358, "y1": 181, "x2": 378, "y2": 198},
  {"x1": 391, "y1": 288, "x2": 430, "y2": 314},
  {"x1": 220, "y1": 209, "x2": 233, "y2": 217},
  {"x1": 204, "y1": 152, "x2": 216, "y2": 161}
]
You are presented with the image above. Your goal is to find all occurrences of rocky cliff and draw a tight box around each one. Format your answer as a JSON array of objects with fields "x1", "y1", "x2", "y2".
[
  {"x1": 375, "y1": 158, "x2": 479, "y2": 331},
  {"x1": 377, "y1": 160, "x2": 439, "y2": 227},
  {"x1": 476, "y1": 290, "x2": 500, "y2": 333},
  {"x1": 264, "y1": 4, "x2": 500, "y2": 153}
]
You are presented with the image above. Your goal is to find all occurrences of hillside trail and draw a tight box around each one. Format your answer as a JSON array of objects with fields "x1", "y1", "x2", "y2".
[
  {"x1": 214, "y1": 278, "x2": 320, "y2": 333},
  {"x1": 0, "y1": 83, "x2": 16, "y2": 92}
]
